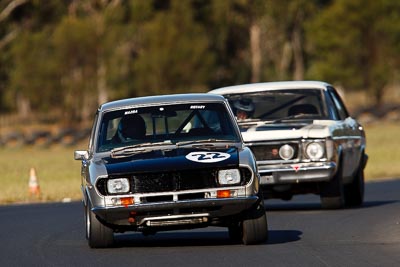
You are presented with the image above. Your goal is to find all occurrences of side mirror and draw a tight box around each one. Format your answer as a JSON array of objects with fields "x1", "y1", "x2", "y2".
[{"x1": 74, "y1": 150, "x2": 89, "y2": 160}]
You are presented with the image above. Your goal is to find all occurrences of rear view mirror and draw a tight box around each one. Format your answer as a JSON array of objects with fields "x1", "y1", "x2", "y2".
[{"x1": 151, "y1": 110, "x2": 177, "y2": 118}]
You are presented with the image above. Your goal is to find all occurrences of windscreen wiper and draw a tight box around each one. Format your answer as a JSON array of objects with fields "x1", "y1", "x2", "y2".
[
  {"x1": 236, "y1": 118, "x2": 260, "y2": 125},
  {"x1": 264, "y1": 114, "x2": 318, "y2": 124},
  {"x1": 176, "y1": 139, "x2": 236, "y2": 149},
  {"x1": 111, "y1": 140, "x2": 173, "y2": 158}
]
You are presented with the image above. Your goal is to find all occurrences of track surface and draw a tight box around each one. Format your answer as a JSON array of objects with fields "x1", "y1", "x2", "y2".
[{"x1": 1, "y1": 179, "x2": 400, "y2": 267}]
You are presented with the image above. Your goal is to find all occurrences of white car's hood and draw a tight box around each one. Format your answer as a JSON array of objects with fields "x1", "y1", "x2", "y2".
[{"x1": 241, "y1": 120, "x2": 336, "y2": 142}]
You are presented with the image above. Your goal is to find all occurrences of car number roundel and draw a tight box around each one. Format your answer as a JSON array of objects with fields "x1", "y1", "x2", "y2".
[{"x1": 185, "y1": 151, "x2": 231, "y2": 163}]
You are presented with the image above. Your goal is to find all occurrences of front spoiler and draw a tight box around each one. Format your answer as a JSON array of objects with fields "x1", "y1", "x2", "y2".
[
  {"x1": 258, "y1": 161, "x2": 337, "y2": 185},
  {"x1": 92, "y1": 196, "x2": 259, "y2": 226}
]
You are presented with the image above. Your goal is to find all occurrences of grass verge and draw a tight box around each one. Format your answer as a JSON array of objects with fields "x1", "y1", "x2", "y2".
[
  {"x1": 364, "y1": 122, "x2": 400, "y2": 180},
  {"x1": 0, "y1": 145, "x2": 82, "y2": 204}
]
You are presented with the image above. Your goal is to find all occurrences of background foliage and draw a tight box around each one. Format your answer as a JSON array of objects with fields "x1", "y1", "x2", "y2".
[
  {"x1": 1, "y1": 0, "x2": 400, "y2": 123},
  {"x1": 1, "y1": 0, "x2": 400, "y2": 204}
]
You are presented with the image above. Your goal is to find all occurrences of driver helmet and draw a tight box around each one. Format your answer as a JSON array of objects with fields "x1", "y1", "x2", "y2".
[
  {"x1": 233, "y1": 99, "x2": 255, "y2": 118},
  {"x1": 116, "y1": 114, "x2": 146, "y2": 142}
]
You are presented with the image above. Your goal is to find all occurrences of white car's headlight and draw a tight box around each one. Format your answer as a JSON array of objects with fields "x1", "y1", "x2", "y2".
[
  {"x1": 279, "y1": 144, "x2": 295, "y2": 160},
  {"x1": 107, "y1": 178, "x2": 130, "y2": 194},
  {"x1": 306, "y1": 142, "x2": 325, "y2": 160},
  {"x1": 218, "y1": 169, "x2": 240, "y2": 185}
]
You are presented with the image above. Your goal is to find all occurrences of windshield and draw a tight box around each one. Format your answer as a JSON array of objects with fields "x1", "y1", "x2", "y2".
[
  {"x1": 224, "y1": 89, "x2": 328, "y2": 123},
  {"x1": 96, "y1": 102, "x2": 240, "y2": 152}
]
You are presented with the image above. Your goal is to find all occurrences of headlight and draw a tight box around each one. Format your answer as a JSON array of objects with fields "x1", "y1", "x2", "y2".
[
  {"x1": 107, "y1": 178, "x2": 130, "y2": 194},
  {"x1": 279, "y1": 144, "x2": 295, "y2": 160},
  {"x1": 218, "y1": 169, "x2": 240, "y2": 185},
  {"x1": 305, "y1": 142, "x2": 325, "y2": 160}
]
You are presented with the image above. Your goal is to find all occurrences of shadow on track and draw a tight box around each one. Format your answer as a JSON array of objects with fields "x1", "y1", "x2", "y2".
[
  {"x1": 115, "y1": 231, "x2": 243, "y2": 247},
  {"x1": 265, "y1": 202, "x2": 321, "y2": 211},
  {"x1": 267, "y1": 230, "x2": 302, "y2": 245},
  {"x1": 360, "y1": 200, "x2": 398, "y2": 208},
  {"x1": 113, "y1": 229, "x2": 302, "y2": 248}
]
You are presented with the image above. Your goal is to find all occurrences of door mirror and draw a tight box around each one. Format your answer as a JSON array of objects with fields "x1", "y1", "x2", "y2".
[{"x1": 74, "y1": 150, "x2": 89, "y2": 160}]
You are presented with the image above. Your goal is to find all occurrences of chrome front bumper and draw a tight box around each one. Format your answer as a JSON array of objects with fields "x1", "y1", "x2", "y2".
[
  {"x1": 258, "y1": 161, "x2": 337, "y2": 185},
  {"x1": 92, "y1": 196, "x2": 259, "y2": 226}
]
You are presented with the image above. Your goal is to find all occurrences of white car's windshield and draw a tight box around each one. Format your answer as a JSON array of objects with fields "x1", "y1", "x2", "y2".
[
  {"x1": 96, "y1": 102, "x2": 240, "y2": 152},
  {"x1": 224, "y1": 89, "x2": 329, "y2": 122}
]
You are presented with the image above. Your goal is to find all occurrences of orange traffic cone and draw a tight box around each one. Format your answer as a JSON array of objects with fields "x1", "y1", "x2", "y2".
[{"x1": 28, "y1": 167, "x2": 41, "y2": 198}]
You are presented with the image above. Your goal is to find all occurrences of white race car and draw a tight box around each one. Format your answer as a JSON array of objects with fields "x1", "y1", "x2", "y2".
[{"x1": 210, "y1": 81, "x2": 367, "y2": 209}]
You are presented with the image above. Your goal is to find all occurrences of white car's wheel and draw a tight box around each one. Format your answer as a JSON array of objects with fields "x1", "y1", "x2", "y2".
[
  {"x1": 344, "y1": 154, "x2": 366, "y2": 207},
  {"x1": 320, "y1": 161, "x2": 345, "y2": 209}
]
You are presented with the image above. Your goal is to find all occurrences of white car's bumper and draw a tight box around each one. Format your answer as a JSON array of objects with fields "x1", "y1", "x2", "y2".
[{"x1": 258, "y1": 161, "x2": 337, "y2": 185}]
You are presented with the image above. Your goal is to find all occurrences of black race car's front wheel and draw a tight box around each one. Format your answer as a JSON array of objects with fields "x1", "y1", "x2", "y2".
[
  {"x1": 85, "y1": 201, "x2": 114, "y2": 248},
  {"x1": 241, "y1": 200, "x2": 268, "y2": 245}
]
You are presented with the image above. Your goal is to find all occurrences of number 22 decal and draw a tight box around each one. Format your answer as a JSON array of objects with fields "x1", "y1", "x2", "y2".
[{"x1": 185, "y1": 151, "x2": 231, "y2": 163}]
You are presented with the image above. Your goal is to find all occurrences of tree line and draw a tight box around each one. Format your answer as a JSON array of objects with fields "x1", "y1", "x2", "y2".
[{"x1": 1, "y1": 0, "x2": 400, "y2": 123}]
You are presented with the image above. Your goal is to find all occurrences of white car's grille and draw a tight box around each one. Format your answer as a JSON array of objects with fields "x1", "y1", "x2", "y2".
[{"x1": 249, "y1": 142, "x2": 300, "y2": 161}]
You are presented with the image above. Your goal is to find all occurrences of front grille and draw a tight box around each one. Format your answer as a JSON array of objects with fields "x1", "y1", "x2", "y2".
[
  {"x1": 250, "y1": 142, "x2": 299, "y2": 161},
  {"x1": 131, "y1": 170, "x2": 218, "y2": 193},
  {"x1": 97, "y1": 168, "x2": 252, "y2": 196}
]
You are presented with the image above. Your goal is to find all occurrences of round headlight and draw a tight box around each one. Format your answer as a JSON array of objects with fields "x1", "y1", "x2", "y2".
[
  {"x1": 279, "y1": 144, "x2": 295, "y2": 160},
  {"x1": 306, "y1": 142, "x2": 324, "y2": 160}
]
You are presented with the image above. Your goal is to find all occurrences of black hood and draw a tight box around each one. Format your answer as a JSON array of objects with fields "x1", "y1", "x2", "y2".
[{"x1": 104, "y1": 147, "x2": 239, "y2": 176}]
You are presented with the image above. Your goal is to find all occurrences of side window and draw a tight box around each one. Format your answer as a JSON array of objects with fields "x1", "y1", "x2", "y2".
[
  {"x1": 328, "y1": 87, "x2": 349, "y2": 120},
  {"x1": 105, "y1": 117, "x2": 120, "y2": 140},
  {"x1": 324, "y1": 91, "x2": 340, "y2": 120}
]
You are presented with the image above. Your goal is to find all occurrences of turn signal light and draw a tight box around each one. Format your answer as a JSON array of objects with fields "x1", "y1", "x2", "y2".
[
  {"x1": 217, "y1": 190, "x2": 231, "y2": 198},
  {"x1": 121, "y1": 197, "x2": 134, "y2": 207}
]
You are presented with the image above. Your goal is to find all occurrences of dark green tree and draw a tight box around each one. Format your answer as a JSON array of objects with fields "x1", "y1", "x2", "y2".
[
  {"x1": 306, "y1": 0, "x2": 400, "y2": 105},
  {"x1": 3, "y1": 0, "x2": 67, "y2": 115},
  {"x1": 207, "y1": 0, "x2": 252, "y2": 87},
  {"x1": 131, "y1": 0, "x2": 214, "y2": 96},
  {"x1": 258, "y1": 0, "x2": 318, "y2": 81},
  {"x1": 9, "y1": 30, "x2": 59, "y2": 113},
  {"x1": 52, "y1": 16, "x2": 99, "y2": 122}
]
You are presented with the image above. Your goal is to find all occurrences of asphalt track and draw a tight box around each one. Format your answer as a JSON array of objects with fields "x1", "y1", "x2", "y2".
[{"x1": 1, "y1": 179, "x2": 400, "y2": 267}]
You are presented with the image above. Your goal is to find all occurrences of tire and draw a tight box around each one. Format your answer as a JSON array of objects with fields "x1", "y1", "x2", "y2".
[
  {"x1": 320, "y1": 161, "x2": 345, "y2": 209},
  {"x1": 344, "y1": 155, "x2": 365, "y2": 207},
  {"x1": 85, "y1": 201, "x2": 114, "y2": 248},
  {"x1": 241, "y1": 200, "x2": 268, "y2": 245}
]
